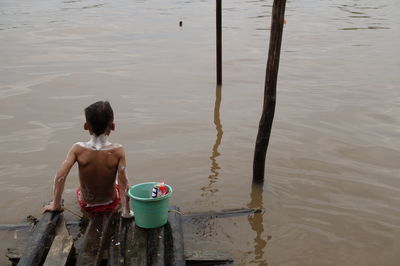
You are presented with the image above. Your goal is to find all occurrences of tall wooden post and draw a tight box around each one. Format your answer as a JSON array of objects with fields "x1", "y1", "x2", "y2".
[
  {"x1": 216, "y1": 0, "x2": 222, "y2": 85},
  {"x1": 253, "y1": 0, "x2": 287, "y2": 183}
]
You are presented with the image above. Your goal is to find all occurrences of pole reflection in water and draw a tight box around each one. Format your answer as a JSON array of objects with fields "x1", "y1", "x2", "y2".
[
  {"x1": 201, "y1": 85, "x2": 223, "y2": 198},
  {"x1": 247, "y1": 181, "x2": 269, "y2": 265}
]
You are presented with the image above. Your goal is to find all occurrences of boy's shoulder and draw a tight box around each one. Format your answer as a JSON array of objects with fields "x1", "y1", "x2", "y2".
[{"x1": 72, "y1": 142, "x2": 124, "y2": 151}]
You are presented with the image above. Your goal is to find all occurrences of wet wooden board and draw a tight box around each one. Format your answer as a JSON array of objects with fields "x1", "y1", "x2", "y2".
[
  {"x1": 185, "y1": 250, "x2": 233, "y2": 265},
  {"x1": 165, "y1": 206, "x2": 185, "y2": 266},
  {"x1": 17, "y1": 211, "x2": 62, "y2": 266},
  {"x1": 183, "y1": 208, "x2": 261, "y2": 220},
  {"x1": 43, "y1": 216, "x2": 74, "y2": 266},
  {"x1": 75, "y1": 212, "x2": 113, "y2": 266},
  {"x1": 147, "y1": 226, "x2": 164, "y2": 266},
  {"x1": 108, "y1": 215, "x2": 123, "y2": 266},
  {"x1": 0, "y1": 223, "x2": 32, "y2": 231},
  {"x1": 125, "y1": 223, "x2": 147, "y2": 266},
  {"x1": 107, "y1": 215, "x2": 135, "y2": 266}
]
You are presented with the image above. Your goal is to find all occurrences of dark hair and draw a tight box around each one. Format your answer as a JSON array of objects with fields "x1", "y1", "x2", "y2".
[{"x1": 84, "y1": 101, "x2": 114, "y2": 136}]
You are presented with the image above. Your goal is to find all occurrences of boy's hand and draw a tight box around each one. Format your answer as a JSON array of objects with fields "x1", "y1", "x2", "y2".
[
  {"x1": 121, "y1": 210, "x2": 134, "y2": 219},
  {"x1": 42, "y1": 201, "x2": 64, "y2": 213}
]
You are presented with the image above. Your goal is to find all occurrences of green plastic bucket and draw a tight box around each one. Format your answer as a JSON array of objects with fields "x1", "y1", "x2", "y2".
[{"x1": 128, "y1": 182, "x2": 172, "y2": 229}]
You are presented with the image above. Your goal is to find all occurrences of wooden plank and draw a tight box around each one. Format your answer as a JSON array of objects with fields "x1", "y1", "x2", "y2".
[
  {"x1": 147, "y1": 226, "x2": 164, "y2": 266},
  {"x1": 75, "y1": 212, "x2": 113, "y2": 266},
  {"x1": 108, "y1": 215, "x2": 133, "y2": 266},
  {"x1": 123, "y1": 219, "x2": 135, "y2": 265},
  {"x1": 17, "y1": 211, "x2": 62, "y2": 266},
  {"x1": 165, "y1": 206, "x2": 185, "y2": 266},
  {"x1": 98, "y1": 213, "x2": 118, "y2": 262},
  {"x1": 108, "y1": 214, "x2": 121, "y2": 266},
  {"x1": 43, "y1": 216, "x2": 74, "y2": 266},
  {"x1": 118, "y1": 217, "x2": 132, "y2": 263},
  {"x1": 42, "y1": 235, "x2": 73, "y2": 266},
  {"x1": 183, "y1": 208, "x2": 261, "y2": 220},
  {"x1": 186, "y1": 259, "x2": 233, "y2": 266},
  {"x1": 0, "y1": 223, "x2": 32, "y2": 231},
  {"x1": 125, "y1": 224, "x2": 147, "y2": 266},
  {"x1": 185, "y1": 250, "x2": 233, "y2": 265}
]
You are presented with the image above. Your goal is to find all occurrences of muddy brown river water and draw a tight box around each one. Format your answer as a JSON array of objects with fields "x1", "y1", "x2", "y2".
[{"x1": 1, "y1": 0, "x2": 400, "y2": 265}]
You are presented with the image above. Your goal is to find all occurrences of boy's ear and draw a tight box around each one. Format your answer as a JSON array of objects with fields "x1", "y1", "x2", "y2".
[
  {"x1": 84, "y1": 122, "x2": 89, "y2": 131},
  {"x1": 110, "y1": 122, "x2": 115, "y2": 131}
]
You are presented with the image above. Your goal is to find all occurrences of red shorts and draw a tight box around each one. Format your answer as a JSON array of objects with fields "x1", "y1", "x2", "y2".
[{"x1": 76, "y1": 185, "x2": 121, "y2": 213}]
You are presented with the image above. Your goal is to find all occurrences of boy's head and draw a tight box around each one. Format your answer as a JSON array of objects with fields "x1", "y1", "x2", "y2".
[{"x1": 84, "y1": 101, "x2": 115, "y2": 136}]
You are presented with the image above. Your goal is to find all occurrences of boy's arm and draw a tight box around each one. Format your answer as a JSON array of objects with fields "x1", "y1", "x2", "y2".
[
  {"x1": 43, "y1": 145, "x2": 77, "y2": 212},
  {"x1": 117, "y1": 148, "x2": 131, "y2": 217}
]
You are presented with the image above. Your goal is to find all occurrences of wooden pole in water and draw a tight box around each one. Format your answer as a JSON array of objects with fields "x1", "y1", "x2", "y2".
[
  {"x1": 216, "y1": 0, "x2": 222, "y2": 85},
  {"x1": 253, "y1": 0, "x2": 287, "y2": 183}
]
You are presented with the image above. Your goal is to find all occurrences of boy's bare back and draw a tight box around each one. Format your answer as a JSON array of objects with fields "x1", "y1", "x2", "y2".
[{"x1": 75, "y1": 143, "x2": 124, "y2": 205}]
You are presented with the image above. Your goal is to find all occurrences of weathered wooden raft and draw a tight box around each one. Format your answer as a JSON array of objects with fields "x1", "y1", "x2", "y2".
[
  {"x1": 12, "y1": 206, "x2": 185, "y2": 266},
  {"x1": 5, "y1": 206, "x2": 257, "y2": 265}
]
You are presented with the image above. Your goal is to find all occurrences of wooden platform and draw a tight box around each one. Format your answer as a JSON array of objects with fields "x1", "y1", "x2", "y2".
[
  {"x1": 6, "y1": 206, "x2": 248, "y2": 265},
  {"x1": 14, "y1": 206, "x2": 185, "y2": 266}
]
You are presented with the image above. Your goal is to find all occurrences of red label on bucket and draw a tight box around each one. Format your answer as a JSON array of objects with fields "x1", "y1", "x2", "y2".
[{"x1": 151, "y1": 182, "x2": 168, "y2": 198}]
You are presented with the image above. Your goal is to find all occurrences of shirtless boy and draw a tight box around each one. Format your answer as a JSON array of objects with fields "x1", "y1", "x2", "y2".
[{"x1": 43, "y1": 101, "x2": 131, "y2": 217}]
